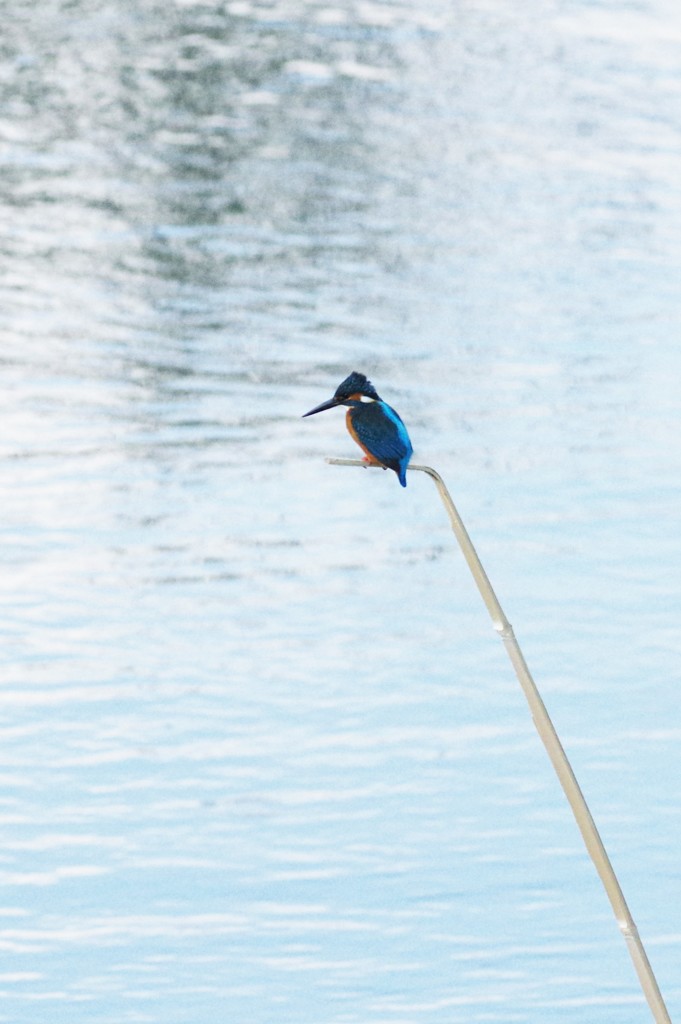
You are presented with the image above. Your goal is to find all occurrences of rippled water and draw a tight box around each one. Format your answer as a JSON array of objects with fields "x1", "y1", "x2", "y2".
[{"x1": 1, "y1": 1, "x2": 680, "y2": 1021}]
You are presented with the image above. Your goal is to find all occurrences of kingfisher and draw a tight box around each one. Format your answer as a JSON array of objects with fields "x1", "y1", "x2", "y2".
[{"x1": 303, "y1": 371, "x2": 413, "y2": 487}]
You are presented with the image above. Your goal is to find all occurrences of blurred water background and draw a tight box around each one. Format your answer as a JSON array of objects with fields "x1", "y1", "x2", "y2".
[{"x1": 1, "y1": 0, "x2": 680, "y2": 1021}]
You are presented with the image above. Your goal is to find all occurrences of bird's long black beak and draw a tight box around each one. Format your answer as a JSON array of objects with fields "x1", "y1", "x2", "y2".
[{"x1": 302, "y1": 396, "x2": 340, "y2": 417}]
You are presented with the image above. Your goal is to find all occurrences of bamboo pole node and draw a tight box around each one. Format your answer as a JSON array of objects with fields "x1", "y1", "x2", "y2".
[{"x1": 325, "y1": 456, "x2": 672, "y2": 1024}]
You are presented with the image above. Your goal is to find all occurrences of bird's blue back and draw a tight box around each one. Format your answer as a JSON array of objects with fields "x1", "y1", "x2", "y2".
[{"x1": 348, "y1": 400, "x2": 413, "y2": 486}]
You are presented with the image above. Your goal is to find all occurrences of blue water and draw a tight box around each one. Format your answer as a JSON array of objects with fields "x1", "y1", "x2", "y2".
[{"x1": 0, "y1": 1, "x2": 680, "y2": 1021}]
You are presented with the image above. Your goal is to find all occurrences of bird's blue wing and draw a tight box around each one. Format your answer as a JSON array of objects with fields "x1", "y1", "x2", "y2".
[{"x1": 350, "y1": 401, "x2": 413, "y2": 464}]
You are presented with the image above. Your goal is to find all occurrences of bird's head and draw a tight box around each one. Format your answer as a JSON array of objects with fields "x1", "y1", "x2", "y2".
[{"x1": 302, "y1": 371, "x2": 381, "y2": 417}]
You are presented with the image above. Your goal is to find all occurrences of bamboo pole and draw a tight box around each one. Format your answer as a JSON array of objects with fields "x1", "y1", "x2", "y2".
[{"x1": 326, "y1": 456, "x2": 672, "y2": 1024}]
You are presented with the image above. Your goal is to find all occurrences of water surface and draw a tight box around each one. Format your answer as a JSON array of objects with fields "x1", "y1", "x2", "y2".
[{"x1": 1, "y1": 1, "x2": 680, "y2": 1021}]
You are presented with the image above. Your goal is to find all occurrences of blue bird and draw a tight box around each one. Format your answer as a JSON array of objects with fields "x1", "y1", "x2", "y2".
[{"x1": 303, "y1": 371, "x2": 413, "y2": 487}]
